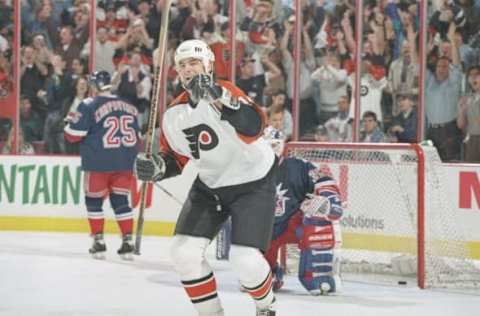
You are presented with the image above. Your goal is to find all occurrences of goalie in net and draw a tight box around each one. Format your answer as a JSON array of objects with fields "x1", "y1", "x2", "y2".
[{"x1": 263, "y1": 126, "x2": 344, "y2": 295}]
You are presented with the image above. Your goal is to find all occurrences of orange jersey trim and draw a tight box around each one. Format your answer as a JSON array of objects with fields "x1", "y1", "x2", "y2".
[{"x1": 168, "y1": 91, "x2": 189, "y2": 108}]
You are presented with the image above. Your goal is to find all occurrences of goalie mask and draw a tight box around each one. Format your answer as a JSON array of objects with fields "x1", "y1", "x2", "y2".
[
  {"x1": 174, "y1": 39, "x2": 215, "y2": 89},
  {"x1": 263, "y1": 126, "x2": 285, "y2": 156}
]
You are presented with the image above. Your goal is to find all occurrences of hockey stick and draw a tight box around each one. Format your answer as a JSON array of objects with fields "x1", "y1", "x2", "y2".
[
  {"x1": 153, "y1": 182, "x2": 183, "y2": 206},
  {"x1": 134, "y1": 0, "x2": 173, "y2": 255}
]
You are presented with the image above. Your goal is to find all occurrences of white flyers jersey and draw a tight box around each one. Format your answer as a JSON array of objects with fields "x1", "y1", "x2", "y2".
[{"x1": 160, "y1": 82, "x2": 275, "y2": 189}]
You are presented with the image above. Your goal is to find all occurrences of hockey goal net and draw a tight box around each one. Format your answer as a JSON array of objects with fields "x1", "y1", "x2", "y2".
[{"x1": 282, "y1": 142, "x2": 480, "y2": 291}]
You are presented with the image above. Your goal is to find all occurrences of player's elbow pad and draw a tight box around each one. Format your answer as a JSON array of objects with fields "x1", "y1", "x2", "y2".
[{"x1": 220, "y1": 104, "x2": 262, "y2": 137}]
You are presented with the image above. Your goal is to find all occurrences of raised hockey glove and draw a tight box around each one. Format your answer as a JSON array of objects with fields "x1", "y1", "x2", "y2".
[
  {"x1": 186, "y1": 74, "x2": 213, "y2": 101},
  {"x1": 187, "y1": 74, "x2": 239, "y2": 110},
  {"x1": 134, "y1": 153, "x2": 166, "y2": 182}
]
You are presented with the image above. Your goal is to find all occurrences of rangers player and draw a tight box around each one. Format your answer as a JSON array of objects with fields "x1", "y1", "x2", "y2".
[
  {"x1": 263, "y1": 126, "x2": 344, "y2": 295},
  {"x1": 134, "y1": 39, "x2": 278, "y2": 315},
  {"x1": 64, "y1": 71, "x2": 140, "y2": 260}
]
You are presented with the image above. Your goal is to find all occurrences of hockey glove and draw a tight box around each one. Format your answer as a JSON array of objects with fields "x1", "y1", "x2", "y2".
[
  {"x1": 187, "y1": 74, "x2": 239, "y2": 110},
  {"x1": 134, "y1": 153, "x2": 166, "y2": 182},
  {"x1": 300, "y1": 192, "x2": 343, "y2": 220},
  {"x1": 186, "y1": 74, "x2": 213, "y2": 101}
]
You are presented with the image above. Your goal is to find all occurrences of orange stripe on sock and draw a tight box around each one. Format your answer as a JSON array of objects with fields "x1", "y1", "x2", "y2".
[
  {"x1": 184, "y1": 275, "x2": 217, "y2": 300},
  {"x1": 246, "y1": 272, "x2": 273, "y2": 300}
]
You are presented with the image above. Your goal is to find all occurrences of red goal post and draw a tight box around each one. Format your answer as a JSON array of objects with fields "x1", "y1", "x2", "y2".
[{"x1": 281, "y1": 142, "x2": 480, "y2": 291}]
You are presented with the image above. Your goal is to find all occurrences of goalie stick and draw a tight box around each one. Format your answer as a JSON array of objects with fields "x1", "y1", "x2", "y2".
[{"x1": 135, "y1": 0, "x2": 173, "y2": 255}]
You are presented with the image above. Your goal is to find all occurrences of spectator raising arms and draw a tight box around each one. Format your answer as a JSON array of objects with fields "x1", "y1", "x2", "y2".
[
  {"x1": 112, "y1": 51, "x2": 152, "y2": 126},
  {"x1": 457, "y1": 69, "x2": 480, "y2": 162},
  {"x1": 43, "y1": 54, "x2": 73, "y2": 154},
  {"x1": 425, "y1": 22, "x2": 463, "y2": 161},
  {"x1": 94, "y1": 27, "x2": 116, "y2": 75}
]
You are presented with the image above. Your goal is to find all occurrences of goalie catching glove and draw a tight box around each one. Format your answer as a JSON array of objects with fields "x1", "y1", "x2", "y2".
[
  {"x1": 186, "y1": 74, "x2": 240, "y2": 110},
  {"x1": 134, "y1": 153, "x2": 166, "y2": 182},
  {"x1": 299, "y1": 191, "x2": 343, "y2": 220}
]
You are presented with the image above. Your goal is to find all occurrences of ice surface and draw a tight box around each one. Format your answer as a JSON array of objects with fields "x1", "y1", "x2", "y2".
[{"x1": 1, "y1": 232, "x2": 479, "y2": 316}]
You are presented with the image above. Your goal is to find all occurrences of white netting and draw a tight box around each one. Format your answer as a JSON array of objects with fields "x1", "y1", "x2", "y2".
[{"x1": 283, "y1": 143, "x2": 480, "y2": 292}]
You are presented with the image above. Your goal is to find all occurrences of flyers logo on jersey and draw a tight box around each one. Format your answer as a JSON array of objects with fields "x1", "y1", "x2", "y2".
[{"x1": 182, "y1": 124, "x2": 219, "y2": 159}]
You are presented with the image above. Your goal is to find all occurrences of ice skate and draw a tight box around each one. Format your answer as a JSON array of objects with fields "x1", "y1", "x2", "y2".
[
  {"x1": 89, "y1": 233, "x2": 106, "y2": 260},
  {"x1": 117, "y1": 234, "x2": 134, "y2": 261},
  {"x1": 256, "y1": 298, "x2": 276, "y2": 316}
]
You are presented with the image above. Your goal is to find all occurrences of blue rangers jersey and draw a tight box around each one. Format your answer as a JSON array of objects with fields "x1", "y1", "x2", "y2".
[
  {"x1": 273, "y1": 157, "x2": 341, "y2": 239},
  {"x1": 64, "y1": 95, "x2": 140, "y2": 172}
]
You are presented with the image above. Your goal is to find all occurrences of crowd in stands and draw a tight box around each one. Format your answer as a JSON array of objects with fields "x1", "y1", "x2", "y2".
[
  {"x1": 0, "y1": 0, "x2": 14, "y2": 145},
  {"x1": 0, "y1": 0, "x2": 479, "y2": 163}
]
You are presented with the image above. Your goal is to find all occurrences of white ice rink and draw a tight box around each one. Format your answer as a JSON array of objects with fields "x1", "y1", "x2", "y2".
[{"x1": 1, "y1": 231, "x2": 479, "y2": 316}]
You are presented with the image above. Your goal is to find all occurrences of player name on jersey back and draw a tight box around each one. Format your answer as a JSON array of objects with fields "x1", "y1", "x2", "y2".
[{"x1": 66, "y1": 95, "x2": 140, "y2": 172}]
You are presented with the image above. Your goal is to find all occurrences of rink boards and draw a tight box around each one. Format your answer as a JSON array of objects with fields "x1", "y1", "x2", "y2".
[{"x1": 1, "y1": 155, "x2": 480, "y2": 259}]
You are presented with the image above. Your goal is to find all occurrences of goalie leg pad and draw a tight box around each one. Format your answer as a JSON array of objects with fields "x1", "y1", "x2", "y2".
[{"x1": 296, "y1": 221, "x2": 341, "y2": 295}]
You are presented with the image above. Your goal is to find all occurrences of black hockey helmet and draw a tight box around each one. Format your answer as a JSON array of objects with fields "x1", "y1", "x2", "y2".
[{"x1": 88, "y1": 70, "x2": 112, "y2": 91}]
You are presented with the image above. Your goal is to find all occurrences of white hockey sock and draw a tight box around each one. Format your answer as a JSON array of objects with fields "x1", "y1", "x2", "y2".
[
  {"x1": 229, "y1": 245, "x2": 275, "y2": 310},
  {"x1": 171, "y1": 235, "x2": 224, "y2": 315},
  {"x1": 181, "y1": 272, "x2": 223, "y2": 316}
]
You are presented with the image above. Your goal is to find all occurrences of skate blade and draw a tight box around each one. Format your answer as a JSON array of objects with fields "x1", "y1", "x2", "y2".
[
  {"x1": 91, "y1": 252, "x2": 106, "y2": 260},
  {"x1": 119, "y1": 253, "x2": 134, "y2": 261}
]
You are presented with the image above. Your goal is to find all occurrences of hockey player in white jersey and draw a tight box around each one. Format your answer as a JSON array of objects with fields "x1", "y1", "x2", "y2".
[
  {"x1": 263, "y1": 126, "x2": 343, "y2": 295},
  {"x1": 134, "y1": 39, "x2": 277, "y2": 316}
]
